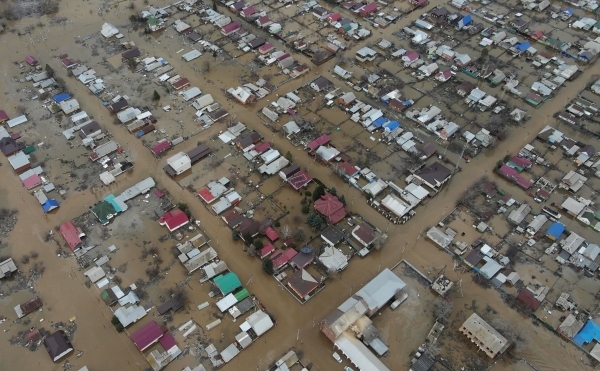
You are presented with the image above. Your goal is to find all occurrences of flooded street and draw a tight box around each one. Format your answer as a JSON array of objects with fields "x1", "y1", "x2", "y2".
[{"x1": 0, "y1": 0, "x2": 598, "y2": 370}]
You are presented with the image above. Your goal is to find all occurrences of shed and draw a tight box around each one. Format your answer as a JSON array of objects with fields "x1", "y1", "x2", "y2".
[{"x1": 44, "y1": 330, "x2": 73, "y2": 362}]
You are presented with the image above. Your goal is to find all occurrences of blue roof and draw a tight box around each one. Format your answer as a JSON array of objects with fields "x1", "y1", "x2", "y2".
[
  {"x1": 372, "y1": 117, "x2": 388, "y2": 128},
  {"x1": 462, "y1": 14, "x2": 472, "y2": 25},
  {"x1": 546, "y1": 222, "x2": 565, "y2": 239},
  {"x1": 563, "y1": 7, "x2": 573, "y2": 14},
  {"x1": 104, "y1": 194, "x2": 125, "y2": 213},
  {"x1": 383, "y1": 120, "x2": 400, "y2": 131},
  {"x1": 53, "y1": 93, "x2": 71, "y2": 103},
  {"x1": 515, "y1": 42, "x2": 530, "y2": 51},
  {"x1": 573, "y1": 319, "x2": 600, "y2": 346},
  {"x1": 42, "y1": 199, "x2": 60, "y2": 212}
]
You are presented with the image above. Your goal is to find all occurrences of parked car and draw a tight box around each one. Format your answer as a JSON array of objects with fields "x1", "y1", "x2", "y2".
[
  {"x1": 344, "y1": 367, "x2": 355, "y2": 371},
  {"x1": 333, "y1": 352, "x2": 342, "y2": 363}
]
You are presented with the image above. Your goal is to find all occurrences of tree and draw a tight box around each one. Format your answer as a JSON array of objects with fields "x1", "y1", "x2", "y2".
[
  {"x1": 312, "y1": 185, "x2": 326, "y2": 201},
  {"x1": 329, "y1": 187, "x2": 337, "y2": 196},
  {"x1": 293, "y1": 228, "x2": 306, "y2": 242},
  {"x1": 307, "y1": 213, "x2": 323, "y2": 229},
  {"x1": 127, "y1": 58, "x2": 137, "y2": 70},
  {"x1": 45, "y1": 64, "x2": 54, "y2": 78},
  {"x1": 372, "y1": 233, "x2": 388, "y2": 251},
  {"x1": 339, "y1": 195, "x2": 347, "y2": 206},
  {"x1": 301, "y1": 204, "x2": 310, "y2": 214},
  {"x1": 285, "y1": 151, "x2": 293, "y2": 161},
  {"x1": 490, "y1": 318, "x2": 529, "y2": 352},
  {"x1": 167, "y1": 286, "x2": 189, "y2": 305},
  {"x1": 202, "y1": 60, "x2": 211, "y2": 73},
  {"x1": 152, "y1": 90, "x2": 161, "y2": 101},
  {"x1": 274, "y1": 220, "x2": 281, "y2": 227},
  {"x1": 281, "y1": 225, "x2": 292, "y2": 240},
  {"x1": 176, "y1": 203, "x2": 191, "y2": 218},
  {"x1": 232, "y1": 230, "x2": 240, "y2": 241},
  {"x1": 262, "y1": 258, "x2": 274, "y2": 275},
  {"x1": 254, "y1": 239, "x2": 264, "y2": 249},
  {"x1": 481, "y1": 47, "x2": 489, "y2": 59},
  {"x1": 129, "y1": 14, "x2": 138, "y2": 24},
  {"x1": 432, "y1": 298, "x2": 454, "y2": 324}
]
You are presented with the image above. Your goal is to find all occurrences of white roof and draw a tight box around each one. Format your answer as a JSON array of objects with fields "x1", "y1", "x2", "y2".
[
  {"x1": 335, "y1": 332, "x2": 391, "y2": 371},
  {"x1": 6, "y1": 115, "x2": 28, "y2": 128},
  {"x1": 319, "y1": 246, "x2": 348, "y2": 271},
  {"x1": 316, "y1": 146, "x2": 340, "y2": 161},
  {"x1": 261, "y1": 149, "x2": 280, "y2": 164},
  {"x1": 182, "y1": 87, "x2": 202, "y2": 101},
  {"x1": 84, "y1": 266, "x2": 106, "y2": 283},
  {"x1": 114, "y1": 304, "x2": 146, "y2": 327},
  {"x1": 381, "y1": 194, "x2": 410, "y2": 217},
  {"x1": 356, "y1": 268, "x2": 405, "y2": 313},
  {"x1": 283, "y1": 121, "x2": 301, "y2": 135},
  {"x1": 220, "y1": 343, "x2": 240, "y2": 363},
  {"x1": 363, "y1": 179, "x2": 387, "y2": 197},
  {"x1": 405, "y1": 183, "x2": 428, "y2": 200},
  {"x1": 561, "y1": 197, "x2": 585, "y2": 215},
  {"x1": 71, "y1": 111, "x2": 89, "y2": 123},
  {"x1": 182, "y1": 49, "x2": 202, "y2": 61},
  {"x1": 101, "y1": 23, "x2": 119, "y2": 38},
  {"x1": 193, "y1": 94, "x2": 214, "y2": 110},
  {"x1": 217, "y1": 293, "x2": 238, "y2": 312},
  {"x1": 427, "y1": 227, "x2": 452, "y2": 248},
  {"x1": 246, "y1": 310, "x2": 274, "y2": 336}
]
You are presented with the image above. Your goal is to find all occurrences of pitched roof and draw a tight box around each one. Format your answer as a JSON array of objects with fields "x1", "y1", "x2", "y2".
[
  {"x1": 321, "y1": 225, "x2": 345, "y2": 245},
  {"x1": 59, "y1": 221, "x2": 83, "y2": 251},
  {"x1": 130, "y1": 321, "x2": 165, "y2": 351},
  {"x1": 158, "y1": 208, "x2": 189, "y2": 232},
  {"x1": 288, "y1": 269, "x2": 319, "y2": 298},
  {"x1": 264, "y1": 226, "x2": 279, "y2": 241},
  {"x1": 44, "y1": 330, "x2": 73, "y2": 362},
  {"x1": 415, "y1": 161, "x2": 452, "y2": 186},
  {"x1": 314, "y1": 193, "x2": 346, "y2": 223}
]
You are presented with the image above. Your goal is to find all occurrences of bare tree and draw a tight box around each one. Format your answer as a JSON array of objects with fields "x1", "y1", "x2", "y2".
[
  {"x1": 202, "y1": 60, "x2": 211, "y2": 73},
  {"x1": 280, "y1": 225, "x2": 292, "y2": 240},
  {"x1": 293, "y1": 228, "x2": 306, "y2": 242},
  {"x1": 490, "y1": 318, "x2": 529, "y2": 352},
  {"x1": 432, "y1": 298, "x2": 454, "y2": 324},
  {"x1": 371, "y1": 233, "x2": 388, "y2": 250}
]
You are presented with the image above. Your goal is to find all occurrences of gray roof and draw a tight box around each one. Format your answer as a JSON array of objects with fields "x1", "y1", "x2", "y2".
[{"x1": 355, "y1": 268, "x2": 406, "y2": 313}]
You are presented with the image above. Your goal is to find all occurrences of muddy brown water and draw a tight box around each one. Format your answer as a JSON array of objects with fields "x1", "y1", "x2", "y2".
[{"x1": 0, "y1": 0, "x2": 597, "y2": 370}]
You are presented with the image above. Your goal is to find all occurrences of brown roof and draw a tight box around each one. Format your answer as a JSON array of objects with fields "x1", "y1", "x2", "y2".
[
  {"x1": 280, "y1": 164, "x2": 300, "y2": 178},
  {"x1": 416, "y1": 161, "x2": 452, "y2": 186},
  {"x1": 121, "y1": 47, "x2": 140, "y2": 60},
  {"x1": 21, "y1": 297, "x2": 43, "y2": 315},
  {"x1": 109, "y1": 99, "x2": 129, "y2": 112},
  {"x1": 44, "y1": 330, "x2": 73, "y2": 361},
  {"x1": 237, "y1": 132, "x2": 262, "y2": 149},
  {"x1": 288, "y1": 269, "x2": 319, "y2": 298},
  {"x1": 353, "y1": 223, "x2": 375, "y2": 245},
  {"x1": 290, "y1": 251, "x2": 315, "y2": 269},
  {"x1": 416, "y1": 142, "x2": 436, "y2": 158},
  {"x1": 517, "y1": 289, "x2": 541, "y2": 310},
  {"x1": 0, "y1": 137, "x2": 25, "y2": 156},
  {"x1": 187, "y1": 144, "x2": 212, "y2": 164},
  {"x1": 238, "y1": 217, "x2": 260, "y2": 237}
]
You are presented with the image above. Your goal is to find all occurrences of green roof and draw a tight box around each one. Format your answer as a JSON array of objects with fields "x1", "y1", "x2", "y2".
[
  {"x1": 213, "y1": 272, "x2": 242, "y2": 295},
  {"x1": 23, "y1": 145, "x2": 36, "y2": 154},
  {"x1": 234, "y1": 288, "x2": 250, "y2": 301},
  {"x1": 147, "y1": 16, "x2": 161, "y2": 26},
  {"x1": 91, "y1": 200, "x2": 117, "y2": 225}
]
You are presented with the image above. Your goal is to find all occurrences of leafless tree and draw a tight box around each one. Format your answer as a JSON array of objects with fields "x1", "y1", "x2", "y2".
[
  {"x1": 432, "y1": 298, "x2": 454, "y2": 324},
  {"x1": 293, "y1": 228, "x2": 306, "y2": 242},
  {"x1": 371, "y1": 233, "x2": 388, "y2": 250},
  {"x1": 202, "y1": 60, "x2": 211, "y2": 73},
  {"x1": 167, "y1": 286, "x2": 189, "y2": 305},
  {"x1": 490, "y1": 318, "x2": 529, "y2": 352},
  {"x1": 280, "y1": 225, "x2": 292, "y2": 240}
]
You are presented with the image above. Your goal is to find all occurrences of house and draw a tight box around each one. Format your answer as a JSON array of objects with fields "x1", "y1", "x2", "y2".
[
  {"x1": 457, "y1": 81, "x2": 475, "y2": 96},
  {"x1": 507, "y1": 156, "x2": 532, "y2": 171},
  {"x1": 159, "y1": 209, "x2": 189, "y2": 232},
  {"x1": 528, "y1": 213, "x2": 548, "y2": 237},
  {"x1": 312, "y1": 6, "x2": 329, "y2": 18},
  {"x1": 59, "y1": 221, "x2": 85, "y2": 252},
  {"x1": 402, "y1": 50, "x2": 419, "y2": 65},
  {"x1": 230, "y1": 87, "x2": 256, "y2": 105},
  {"x1": 307, "y1": 134, "x2": 331, "y2": 150},
  {"x1": 338, "y1": 92, "x2": 356, "y2": 106},
  {"x1": 560, "y1": 171, "x2": 587, "y2": 192},
  {"x1": 359, "y1": 2, "x2": 378, "y2": 17},
  {"x1": 356, "y1": 47, "x2": 378, "y2": 62},
  {"x1": 557, "y1": 314, "x2": 584, "y2": 339},
  {"x1": 508, "y1": 203, "x2": 531, "y2": 224},
  {"x1": 164, "y1": 152, "x2": 191, "y2": 176},
  {"x1": 314, "y1": 193, "x2": 346, "y2": 224},
  {"x1": 351, "y1": 223, "x2": 376, "y2": 247},
  {"x1": 7, "y1": 151, "x2": 31, "y2": 173},
  {"x1": 431, "y1": 6, "x2": 449, "y2": 18},
  {"x1": 238, "y1": 217, "x2": 261, "y2": 238},
  {"x1": 187, "y1": 144, "x2": 212, "y2": 164},
  {"x1": 460, "y1": 313, "x2": 510, "y2": 358},
  {"x1": 109, "y1": 99, "x2": 129, "y2": 113},
  {"x1": 287, "y1": 171, "x2": 312, "y2": 190},
  {"x1": 121, "y1": 47, "x2": 140, "y2": 61},
  {"x1": 130, "y1": 321, "x2": 166, "y2": 352},
  {"x1": 310, "y1": 76, "x2": 332, "y2": 92},
  {"x1": 321, "y1": 225, "x2": 345, "y2": 246},
  {"x1": 288, "y1": 269, "x2": 320, "y2": 298},
  {"x1": 14, "y1": 297, "x2": 43, "y2": 318},
  {"x1": 236, "y1": 132, "x2": 262, "y2": 150},
  {"x1": 0, "y1": 258, "x2": 17, "y2": 279},
  {"x1": 498, "y1": 165, "x2": 531, "y2": 190},
  {"x1": 315, "y1": 146, "x2": 340, "y2": 162},
  {"x1": 44, "y1": 330, "x2": 74, "y2": 362},
  {"x1": 221, "y1": 21, "x2": 241, "y2": 36},
  {"x1": 240, "y1": 6, "x2": 256, "y2": 18},
  {"x1": 25, "y1": 55, "x2": 39, "y2": 66},
  {"x1": 80, "y1": 121, "x2": 102, "y2": 139},
  {"x1": 435, "y1": 69, "x2": 453, "y2": 82},
  {"x1": 319, "y1": 245, "x2": 348, "y2": 271},
  {"x1": 413, "y1": 161, "x2": 452, "y2": 191},
  {"x1": 0, "y1": 137, "x2": 25, "y2": 157},
  {"x1": 256, "y1": 16, "x2": 272, "y2": 28}
]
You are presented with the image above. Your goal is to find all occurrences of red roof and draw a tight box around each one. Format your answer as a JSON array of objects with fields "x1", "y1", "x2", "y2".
[
  {"x1": 253, "y1": 142, "x2": 271, "y2": 154},
  {"x1": 509, "y1": 156, "x2": 532, "y2": 169},
  {"x1": 359, "y1": 2, "x2": 378, "y2": 15},
  {"x1": 288, "y1": 171, "x2": 312, "y2": 190},
  {"x1": 499, "y1": 165, "x2": 532, "y2": 190},
  {"x1": 222, "y1": 21, "x2": 241, "y2": 34},
  {"x1": 264, "y1": 226, "x2": 279, "y2": 241},
  {"x1": 158, "y1": 209, "x2": 190, "y2": 232},
  {"x1": 59, "y1": 221, "x2": 82, "y2": 251},
  {"x1": 328, "y1": 13, "x2": 342, "y2": 22},
  {"x1": 339, "y1": 161, "x2": 359, "y2": 177},
  {"x1": 307, "y1": 134, "x2": 331, "y2": 150},
  {"x1": 260, "y1": 243, "x2": 276, "y2": 258},
  {"x1": 0, "y1": 110, "x2": 9, "y2": 122},
  {"x1": 172, "y1": 78, "x2": 190, "y2": 90},
  {"x1": 404, "y1": 50, "x2": 419, "y2": 61},
  {"x1": 197, "y1": 187, "x2": 215, "y2": 203},
  {"x1": 154, "y1": 189, "x2": 165, "y2": 198},
  {"x1": 272, "y1": 249, "x2": 298, "y2": 269},
  {"x1": 517, "y1": 289, "x2": 541, "y2": 311},
  {"x1": 158, "y1": 332, "x2": 177, "y2": 351},
  {"x1": 241, "y1": 6, "x2": 255, "y2": 15},
  {"x1": 257, "y1": 15, "x2": 271, "y2": 25},
  {"x1": 259, "y1": 43, "x2": 274, "y2": 54},
  {"x1": 314, "y1": 193, "x2": 346, "y2": 224},
  {"x1": 151, "y1": 140, "x2": 171, "y2": 155},
  {"x1": 23, "y1": 174, "x2": 41, "y2": 190},
  {"x1": 288, "y1": 269, "x2": 319, "y2": 298},
  {"x1": 130, "y1": 321, "x2": 164, "y2": 351},
  {"x1": 25, "y1": 55, "x2": 38, "y2": 66}
]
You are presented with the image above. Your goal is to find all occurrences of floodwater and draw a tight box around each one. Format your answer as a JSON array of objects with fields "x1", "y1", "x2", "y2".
[{"x1": 0, "y1": 0, "x2": 597, "y2": 370}]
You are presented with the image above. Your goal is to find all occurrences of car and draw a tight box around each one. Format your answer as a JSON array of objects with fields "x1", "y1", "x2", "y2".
[
  {"x1": 463, "y1": 156, "x2": 470, "y2": 163},
  {"x1": 333, "y1": 352, "x2": 342, "y2": 363},
  {"x1": 344, "y1": 367, "x2": 355, "y2": 371}
]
